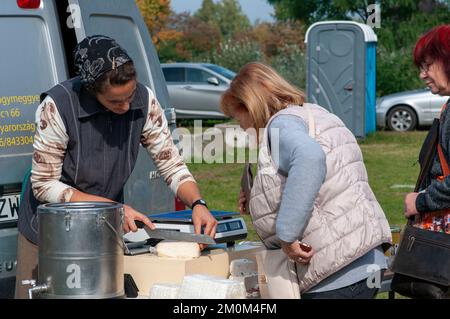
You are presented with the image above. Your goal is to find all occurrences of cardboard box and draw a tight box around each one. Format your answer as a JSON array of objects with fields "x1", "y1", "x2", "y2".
[{"x1": 124, "y1": 243, "x2": 264, "y2": 297}]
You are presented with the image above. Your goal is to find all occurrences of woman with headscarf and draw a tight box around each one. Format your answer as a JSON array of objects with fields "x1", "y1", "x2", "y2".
[{"x1": 15, "y1": 35, "x2": 217, "y2": 298}]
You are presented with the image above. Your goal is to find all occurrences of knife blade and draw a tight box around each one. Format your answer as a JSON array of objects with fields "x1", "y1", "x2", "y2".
[
  {"x1": 134, "y1": 220, "x2": 216, "y2": 245},
  {"x1": 144, "y1": 228, "x2": 216, "y2": 245}
]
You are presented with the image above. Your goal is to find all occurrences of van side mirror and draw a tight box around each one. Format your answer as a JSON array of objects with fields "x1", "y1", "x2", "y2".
[{"x1": 207, "y1": 77, "x2": 220, "y2": 86}]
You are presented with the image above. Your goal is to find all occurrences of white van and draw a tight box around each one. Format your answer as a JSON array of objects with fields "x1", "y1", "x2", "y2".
[{"x1": 0, "y1": 0, "x2": 180, "y2": 298}]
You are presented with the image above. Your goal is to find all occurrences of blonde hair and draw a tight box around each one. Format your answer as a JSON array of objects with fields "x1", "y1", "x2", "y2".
[{"x1": 221, "y1": 62, "x2": 306, "y2": 129}]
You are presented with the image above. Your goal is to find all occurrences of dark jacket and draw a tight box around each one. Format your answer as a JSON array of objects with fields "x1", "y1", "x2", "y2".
[
  {"x1": 18, "y1": 77, "x2": 149, "y2": 244},
  {"x1": 416, "y1": 99, "x2": 450, "y2": 212}
]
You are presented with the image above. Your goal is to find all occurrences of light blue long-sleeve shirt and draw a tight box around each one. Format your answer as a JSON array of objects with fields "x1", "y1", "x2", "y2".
[{"x1": 268, "y1": 114, "x2": 387, "y2": 293}]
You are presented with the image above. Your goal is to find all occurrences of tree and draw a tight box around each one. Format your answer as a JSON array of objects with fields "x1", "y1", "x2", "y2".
[
  {"x1": 267, "y1": 0, "x2": 450, "y2": 95},
  {"x1": 195, "y1": 0, "x2": 251, "y2": 39},
  {"x1": 168, "y1": 13, "x2": 222, "y2": 61},
  {"x1": 135, "y1": 0, "x2": 181, "y2": 48},
  {"x1": 182, "y1": 17, "x2": 222, "y2": 60},
  {"x1": 218, "y1": 0, "x2": 251, "y2": 38},
  {"x1": 268, "y1": 0, "x2": 448, "y2": 26},
  {"x1": 238, "y1": 21, "x2": 305, "y2": 59},
  {"x1": 196, "y1": 0, "x2": 220, "y2": 24},
  {"x1": 268, "y1": 0, "x2": 346, "y2": 25},
  {"x1": 209, "y1": 39, "x2": 263, "y2": 72}
]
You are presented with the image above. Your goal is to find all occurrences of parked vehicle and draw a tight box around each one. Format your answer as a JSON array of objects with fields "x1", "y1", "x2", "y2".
[
  {"x1": 0, "y1": 0, "x2": 178, "y2": 298},
  {"x1": 161, "y1": 63, "x2": 236, "y2": 119},
  {"x1": 376, "y1": 88, "x2": 449, "y2": 131}
]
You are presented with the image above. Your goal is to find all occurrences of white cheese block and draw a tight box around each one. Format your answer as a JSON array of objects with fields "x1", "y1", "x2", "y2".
[
  {"x1": 178, "y1": 274, "x2": 246, "y2": 299},
  {"x1": 155, "y1": 241, "x2": 201, "y2": 259},
  {"x1": 149, "y1": 283, "x2": 181, "y2": 299},
  {"x1": 229, "y1": 258, "x2": 257, "y2": 277},
  {"x1": 229, "y1": 274, "x2": 258, "y2": 291}
]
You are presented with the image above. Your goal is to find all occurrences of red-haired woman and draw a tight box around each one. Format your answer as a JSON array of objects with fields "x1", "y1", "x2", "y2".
[
  {"x1": 403, "y1": 25, "x2": 450, "y2": 298},
  {"x1": 404, "y1": 25, "x2": 450, "y2": 219}
]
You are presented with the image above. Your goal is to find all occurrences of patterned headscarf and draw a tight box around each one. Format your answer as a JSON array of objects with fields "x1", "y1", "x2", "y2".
[{"x1": 73, "y1": 35, "x2": 132, "y2": 87}]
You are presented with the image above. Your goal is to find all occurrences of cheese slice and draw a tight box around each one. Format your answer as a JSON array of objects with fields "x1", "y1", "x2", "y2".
[
  {"x1": 178, "y1": 274, "x2": 246, "y2": 299},
  {"x1": 155, "y1": 241, "x2": 201, "y2": 259},
  {"x1": 149, "y1": 283, "x2": 181, "y2": 299}
]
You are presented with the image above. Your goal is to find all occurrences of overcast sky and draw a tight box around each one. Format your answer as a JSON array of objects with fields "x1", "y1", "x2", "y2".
[{"x1": 171, "y1": 0, "x2": 275, "y2": 24}]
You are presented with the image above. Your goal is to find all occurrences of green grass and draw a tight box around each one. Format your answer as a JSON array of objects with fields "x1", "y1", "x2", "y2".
[
  {"x1": 359, "y1": 131, "x2": 426, "y2": 226},
  {"x1": 187, "y1": 130, "x2": 427, "y2": 237},
  {"x1": 187, "y1": 161, "x2": 259, "y2": 241}
]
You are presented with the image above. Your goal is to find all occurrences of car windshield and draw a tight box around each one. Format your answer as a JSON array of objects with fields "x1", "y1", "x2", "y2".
[{"x1": 204, "y1": 64, "x2": 236, "y2": 80}]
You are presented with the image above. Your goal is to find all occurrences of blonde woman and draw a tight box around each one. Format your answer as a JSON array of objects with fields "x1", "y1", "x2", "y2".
[{"x1": 222, "y1": 62, "x2": 392, "y2": 299}]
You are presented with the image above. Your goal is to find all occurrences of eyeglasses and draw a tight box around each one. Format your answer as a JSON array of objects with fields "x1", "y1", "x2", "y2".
[{"x1": 420, "y1": 61, "x2": 434, "y2": 74}]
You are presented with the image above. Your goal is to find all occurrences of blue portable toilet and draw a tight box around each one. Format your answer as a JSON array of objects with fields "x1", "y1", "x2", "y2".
[{"x1": 305, "y1": 21, "x2": 377, "y2": 138}]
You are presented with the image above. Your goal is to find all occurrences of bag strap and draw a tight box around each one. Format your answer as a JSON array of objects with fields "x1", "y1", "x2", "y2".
[
  {"x1": 414, "y1": 120, "x2": 439, "y2": 192},
  {"x1": 437, "y1": 102, "x2": 450, "y2": 180},
  {"x1": 437, "y1": 143, "x2": 450, "y2": 178},
  {"x1": 411, "y1": 104, "x2": 447, "y2": 225}
]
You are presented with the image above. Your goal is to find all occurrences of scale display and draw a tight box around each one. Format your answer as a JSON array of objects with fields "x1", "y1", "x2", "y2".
[
  {"x1": 216, "y1": 220, "x2": 244, "y2": 233},
  {"x1": 124, "y1": 210, "x2": 247, "y2": 245},
  {"x1": 149, "y1": 210, "x2": 239, "y2": 223}
]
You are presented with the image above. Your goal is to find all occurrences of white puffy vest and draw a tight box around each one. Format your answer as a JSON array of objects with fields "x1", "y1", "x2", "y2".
[{"x1": 249, "y1": 104, "x2": 392, "y2": 292}]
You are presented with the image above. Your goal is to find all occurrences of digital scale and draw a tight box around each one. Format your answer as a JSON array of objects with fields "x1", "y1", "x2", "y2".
[{"x1": 124, "y1": 210, "x2": 248, "y2": 246}]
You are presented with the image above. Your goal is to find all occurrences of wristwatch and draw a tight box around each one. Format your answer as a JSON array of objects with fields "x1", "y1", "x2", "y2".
[{"x1": 191, "y1": 199, "x2": 208, "y2": 210}]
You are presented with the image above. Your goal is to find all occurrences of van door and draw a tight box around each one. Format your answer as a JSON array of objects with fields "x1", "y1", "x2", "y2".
[
  {"x1": 0, "y1": 0, "x2": 69, "y2": 298},
  {"x1": 0, "y1": 0, "x2": 69, "y2": 190},
  {"x1": 69, "y1": 0, "x2": 175, "y2": 213}
]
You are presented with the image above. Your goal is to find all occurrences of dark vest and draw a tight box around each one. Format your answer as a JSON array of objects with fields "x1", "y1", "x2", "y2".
[{"x1": 18, "y1": 77, "x2": 149, "y2": 244}]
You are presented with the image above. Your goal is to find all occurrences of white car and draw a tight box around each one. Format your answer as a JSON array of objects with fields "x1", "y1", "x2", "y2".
[
  {"x1": 161, "y1": 63, "x2": 236, "y2": 119},
  {"x1": 376, "y1": 89, "x2": 449, "y2": 131}
]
